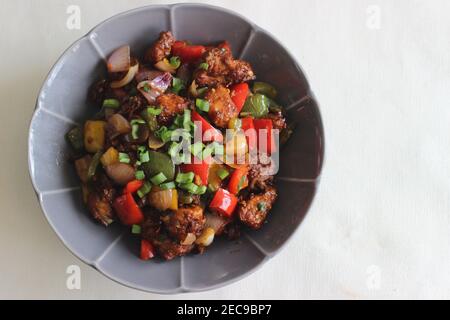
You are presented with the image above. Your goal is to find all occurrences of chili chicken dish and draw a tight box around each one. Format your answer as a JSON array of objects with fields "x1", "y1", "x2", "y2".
[{"x1": 65, "y1": 31, "x2": 292, "y2": 260}]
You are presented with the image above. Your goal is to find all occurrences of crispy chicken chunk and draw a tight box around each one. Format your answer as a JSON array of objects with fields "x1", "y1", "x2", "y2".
[
  {"x1": 87, "y1": 192, "x2": 114, "y2": 226},
  {"x1": 145, "y1": 31, "x2": 175, "y2": 63},
  {"x1": 237, "y1": 186, "x2": 277, "y2": 229},
  {"x1": 156, "y1": 93, "x2": 189, "y2": 125},
  {"x1": 162, "y1": 206, "x2": 205, "y2": 244},
  {"x1": 194, "y1": 47, "x2": 255, "y2": 87},
  {"x1": 205, "y1": 85, "x2": 238, "y2": 128},
  {"x1": 152, "y1": 236, "x2": 195, "y2": 260}
]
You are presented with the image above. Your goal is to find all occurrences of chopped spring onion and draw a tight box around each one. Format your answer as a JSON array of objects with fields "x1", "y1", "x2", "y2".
[
  {"x1": 130, "y1": 119, "x2": 146, "y2": 125},
  {"x1": 137, "y1": 181, "x2": 152, "y2": 198},
  {"x1": 139, "y1": 150, "x2": 150, "y2": 163},
  {"x1": 170, "y1": 56, "x2": 181, "y2": 69},
  {"x1": 155, "y1": 126, "x2": 174, "y2": 143},
  {"x1": 182, "y1": 109, "x2": 192, "y2": 131},
  {"x1": 150, "y1": 172, "x2": 167, "y2": 185},
  {"x1": 199, "y1": 62, "x2": 209, "y2": 70},
  {"x1": 211, "y1": 142, "x2": 224, "y2": 155},
  {"x1": 168, "y1": 142, "x2": 183, "y2": 161},
  {"x1": 159, "y1": 181, "x2": 176, "y2": 190},
  {"x1": 217, "y1": 168, "x2": 229, "y2": 180},
  {"x1": 135, "y1": 170, "x2": 145, "y2": 180},
  {"x1": 178, "y1": 182, "x2": 199, "y2": 194},
  {"x1": 202, "y1": 145, "x2": 214, "y2": 159},
  {"x1": 118, "y1": 152, "x2": 130, "y2": 164},
  {"x1": 194, "y1": 185, "x2": 207, "y2": 195},
  {"x1": 176, "y1": 172, "x2": 195, "y2": 184},
  {"x1": 171, "y1": 77, "x2": 185, "y2": 95},
  {"x1": 203, "y1": 142, "x2": 223, "y2": 159},
  {"x1": 146, "y1": 106, "x2": 162, "y2": 116},
  {"x1": 196, "y1": 98, "x2": 210, "y2": 112},
  {"x1": 189, "y1": 141, "x2": 204, "y2": 157},
  {"x1": 131, "y1": 224, "x2": 141, "y2": 234},
  {"x1": 131, "y1": 119, "x2": 145, "y2": 139},
  {"x1": 131, "y1": 123, "x2": 139, "y2": 139},
  {"x1": 102, "y1": 99, "x2": 120, "y2": 109}
]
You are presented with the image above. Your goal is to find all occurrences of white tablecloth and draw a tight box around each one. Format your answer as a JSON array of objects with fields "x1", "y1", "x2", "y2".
[{"x1": 1, "y1": 0, "x2": 449, "y2": 299}]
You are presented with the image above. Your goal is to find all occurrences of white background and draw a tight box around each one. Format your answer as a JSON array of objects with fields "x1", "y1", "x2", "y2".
[{"x1": 1, "y1": 0, "x2": 449, "y2": 299}]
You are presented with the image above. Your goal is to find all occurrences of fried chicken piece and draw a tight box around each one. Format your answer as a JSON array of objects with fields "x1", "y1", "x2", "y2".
[
  {"x1": 237, "y1": 186, "x2": 277, "y2": 229},
  {"x1": 144, "y1": 31, "x2": 175, "y2": 63},
  {"x1": 162, "y1": 206, "x2": 205, "y2": 244},
  {"x1": 194, "y1": 47, "x2": 255, "y2": 87},
  {"x1": 156, "y1": 93, "x2": 189, "y2": 125},
  {"x1": 205, "y1": 85, "x2": 238, "y2": 128}
]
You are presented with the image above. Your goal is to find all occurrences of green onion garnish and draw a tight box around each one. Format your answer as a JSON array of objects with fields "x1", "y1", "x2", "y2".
[
  {"x1": 176, "y1": 172, "x2": 195, "y2": 184},
  {"x1": 171, "y1": 77, "x2": 185, "y2": 95},
  {"x1": 131, "y1": 224, "x2": 141, "y2": 234},
  {"x1": 195, "y1": 185, "x2": 207, "y2": 195},
  {"x1": 189, "y1": 141, "x2": 204, "y2": 157},
  {"x1": 118, "y1": 152, "x2": 130, "y2": 164},
  {"x1": 202, "y1": 146, "x2": 213, "y2": 159},
  {"x1": 135, "y1": 170, "x2": 145, "y2": 180},
  {"x1": 150, "y1": 172, "x2": 167, "y2": 185},
  {"x1": 140, "y1": 151, "x2": 150, "y2": 163},
  {"x1": 178, "y1": 182, "x2": 199, "y2": 194},
  {"x1": 130, "y1": 119, "x2": 146, "y2": 125},
  {"x1": 196, "y1": 98, "x2": 210, "y2": 112},
  {"x1": 156, "y1": 126, "x2": 174, "y2": 143},
  {"x1": 102, "y1": 99, "x2": 120, "y2": 109},
  {"x1": 170, "y1": 56, "x2": 181, "y2": 69},
  {"x1": 137, "y1": 181, "x2": 152, "y2": 198},
  {"x1": 131, "y1": 123, "x2": 140, "y2": 139},
  {"x1": 137, "y1": 146, "x2": 146, "y2": 154},
  {"x1": 217, "y1": 168, "x2": 229, "y2": 180},
  {"x1": 199, "y1": 62, "x2": 209, "y2": 70},
  {"x1": 168, "y1": 142, "x2": 181, "y2": 159},
  {"x1": 182, "y1": 109, "x2": 192, "y2": 131},
  {"x1": 159, "y1": 181, "x2": 176, "y2": 190},
  {"x1": 147, "y1": 106, "x2": 162, "y2": 116}
]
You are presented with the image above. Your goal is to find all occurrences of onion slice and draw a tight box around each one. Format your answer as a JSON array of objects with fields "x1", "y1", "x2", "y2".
[
  {"x1": 135, "y1": 68, "x2": 164, "y2": 83},
  {"x1": 137, "y1": 72, "x2": 172, "y2": 103},
  {"x1": 107, "y1": 45, "x2": 130, "y2": 73},
  {"x1": 205, "y1": 213, "x2": 229, "y2": 235},
  {"x1": 110, "y1": 62, "x2": 139, "y2": 89}
]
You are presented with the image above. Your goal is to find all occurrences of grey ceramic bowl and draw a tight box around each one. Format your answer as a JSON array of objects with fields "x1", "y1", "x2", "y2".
[{"x1": 28, "y1": 3, "x2": 324, "y2": 293}]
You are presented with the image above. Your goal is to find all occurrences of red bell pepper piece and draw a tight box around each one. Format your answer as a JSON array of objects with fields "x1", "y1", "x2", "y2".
[
  {"x1": 209, "y1": 188, "x2": 238, "y2": 217},
  {"x1": 172, "y1": 41, "x2": 206, "y2": 63},
  {"x1": 113, "y1": 193, "x2": 144, "y2": 226},
  {"x1": 192, "y1": 110, "x2": 223, "y2": 142},
  {"x1": 230, "y1": 83, "x2": 249, "y2": 113},
  {"x1": 180, "y1": 156, "x2": 211, "y2": 186},
  {"x1": 240, "y1": 117, "x2": 256, "y2": 151},
  {"x1": 253, "y1": 118, "x2": 276, "y2": 154},
  {"x1": 228, "y1": 166, "x2": 249, "y2": 195},
  {"x1": 140, "y1": 239, "x2": 155, "y2": 260},
  {"x1": 124, "y1": 180, "x2": 143, "y2": 194}
]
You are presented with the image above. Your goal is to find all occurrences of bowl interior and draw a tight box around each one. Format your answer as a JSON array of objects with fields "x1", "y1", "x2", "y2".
[{"x1": 29, "y1": 3, "x2": 324, "y2": 293}]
